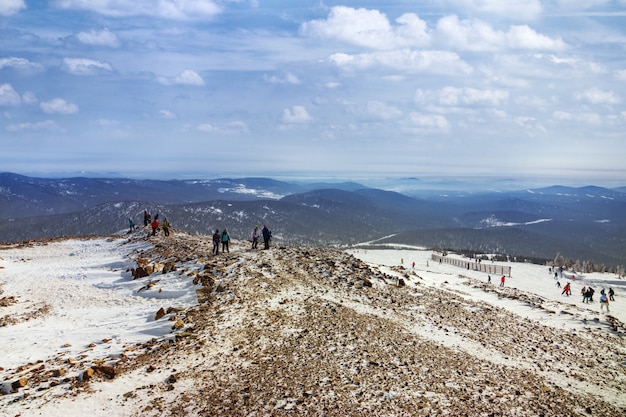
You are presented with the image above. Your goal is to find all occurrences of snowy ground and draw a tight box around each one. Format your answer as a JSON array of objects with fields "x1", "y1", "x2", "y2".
[{"x1": 1, "y1": 232, "x2": 625, "y2": 416}]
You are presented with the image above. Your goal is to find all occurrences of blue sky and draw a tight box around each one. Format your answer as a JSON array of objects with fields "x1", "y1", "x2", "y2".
[{"x1": 1, "y1": 1, "x2": 625, "y2": 185}]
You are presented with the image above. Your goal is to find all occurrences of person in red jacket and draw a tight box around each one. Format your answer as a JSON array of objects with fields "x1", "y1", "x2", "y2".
[
  {"x1": 500, "y1": 275, "x2": 505, "y2": 287},
  {"x1": 151, "y1": 217, "x2": 159, "y2": 236}
]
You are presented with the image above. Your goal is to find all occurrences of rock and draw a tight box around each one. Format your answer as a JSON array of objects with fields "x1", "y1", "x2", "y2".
[
  {"x1": 93, "y1": 365, "x2": 116, "y2": 379},
  {"x1": 11, "y1": 378, "x2": 28, "y2": 389},
  {"x1": 155, "y1": 307, "x2": 167, "y2": 321}
]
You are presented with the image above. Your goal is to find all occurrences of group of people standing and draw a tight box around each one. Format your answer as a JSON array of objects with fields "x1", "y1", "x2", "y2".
[
  {"x1": 211, "y1": 224, "x2": 272, "y2": 255},
  {"x1": 128, "y1": 210, "x2": 171, "y2": 236},
  {"x1": 212, "y1": 229, "x2": 230, "y2": 255}
]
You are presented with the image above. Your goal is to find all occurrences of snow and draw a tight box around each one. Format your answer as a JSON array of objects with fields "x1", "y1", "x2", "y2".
[{"x1": 1, "y1": 236, "x2": 625, "y2": 415}]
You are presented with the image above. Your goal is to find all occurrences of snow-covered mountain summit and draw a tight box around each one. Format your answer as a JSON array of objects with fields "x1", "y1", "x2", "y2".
[{"x1": 1, "y1": 228, "x2": 625, "y2": 416}]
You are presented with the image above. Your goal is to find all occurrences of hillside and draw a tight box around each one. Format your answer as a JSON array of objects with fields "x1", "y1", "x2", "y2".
[{"x1": 1, "y1": 229, "x2": 625, "y2": 416}]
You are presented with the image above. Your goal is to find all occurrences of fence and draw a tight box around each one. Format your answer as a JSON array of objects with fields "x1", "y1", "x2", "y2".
[{"x1": 431, "y1": 253, "x2": 511, "y2": 277}]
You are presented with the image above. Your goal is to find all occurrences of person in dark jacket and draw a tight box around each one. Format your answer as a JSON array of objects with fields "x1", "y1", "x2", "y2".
[
  {"x1": 212, "y1": 229, "x2": 220, "y2": 255},
  {"x1": 262, "y1": 224, "x2": 271, "y2": 250}
]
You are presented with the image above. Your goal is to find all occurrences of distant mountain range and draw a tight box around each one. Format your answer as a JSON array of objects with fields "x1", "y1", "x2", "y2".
[{"x1": 1, "y1": 172, "x2": 625, "y2": 269}]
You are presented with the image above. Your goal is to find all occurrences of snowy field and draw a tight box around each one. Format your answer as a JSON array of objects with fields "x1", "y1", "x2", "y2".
[
  {"x1": 1, "y1": 235, "x2": 625, "y2": 416},
  {"x1": 347, "y1": 244, "x2": 626, "y2": 329}
]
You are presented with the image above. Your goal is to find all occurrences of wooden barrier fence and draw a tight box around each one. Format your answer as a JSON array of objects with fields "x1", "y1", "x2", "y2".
[{"x1": 431, "y1": 253, "x2": 511, "y2": 277}]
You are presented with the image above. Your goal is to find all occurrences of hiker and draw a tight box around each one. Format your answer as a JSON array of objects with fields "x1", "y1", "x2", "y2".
[
  {"x1": 581, "y1": 286, "x2": 588, "y2": 303},
  {"x1": 262, "y1": 224, "x2": 271, "y2": 250},
  {"x1": 500, "y1": 275, "x2": 505, "y2": 287},
  {"x1": 600, "y1": 292, "x2": 610, "y2": 313},
  {"x1": 488, "y1": 275, "x2": 491, "y2": 284},
  {"x1": 162, "y1": 218, "x2": 171, "y2": 237},
  {"x1": 562, "y1": 282, "x2": 571, "y2": 296},
  {"x1": 556, "y1": 281, "x2": 561, "y2": 288},
  {"x1": 151, "y1": 216, "x2": 159, "y2": 236},
  {"x1": 212, "y1": 229, "x2": 220, "y2": 255},
  {"x1": 143, "y1": 210, "x2": 151, "y2": 227},
  {"x1": 608, "y1": 288, "x2": 615, "y2": 301},
  {"x1": 588, "y1": 287, "x2": 595, "y2": 302},
  {"x1": 128, "y1": 218, "x2": 135, "y2": 233},
  {"x1": 252, "y1": 226, "x2": 260, "y2": 249},
  {"x1": 221, "y1": 229, "x2": 230, "y2": 253}
]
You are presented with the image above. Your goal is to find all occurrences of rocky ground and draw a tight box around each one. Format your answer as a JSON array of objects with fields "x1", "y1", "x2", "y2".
[{"x1": 2, "y1": 231, "x2": 626, "y2": 416}]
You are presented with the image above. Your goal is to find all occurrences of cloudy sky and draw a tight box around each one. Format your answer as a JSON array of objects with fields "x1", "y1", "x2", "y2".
[{"x1": 1, "y1": 1, "x2": 625, "y2": 184}]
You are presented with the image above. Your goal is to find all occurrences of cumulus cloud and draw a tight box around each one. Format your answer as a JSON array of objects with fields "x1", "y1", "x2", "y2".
[
  {"x1": 300, "y1": 6, "x2": 429, "y2": 50},
  {"x1": 56, "y1": 0, "x2": 221, "y2": 20},
  {"x1": 329, "y1": 50, "x2": 472, "y2": 74},
  {"x1": 76, "y1": 28, "x2": 120, "y2": 47},
  {"x1": 64, "y1": 58, "x2": 112, "y2": 75},
  {"x1": 415, "y1": 87, "x2": 509, "y2": 107},
  {"x1": 575, "y1": 87, "x2": 621, "y2": 104},
  {"x1": 0, "y1": 57, "x2": 44, "y2": 72},
  {"x1": 281, "y1": 106, "x2": 312, "y2": 124},
  {"x1": 0, "y1": 84, "x2": 22, "y2": 106},
  {"x1": 435, "y1": 16, "x2": 567, "y2": 51},
  {"x1": 0, "y1": 0, "x2": 25, "y2": 16},
  {"x1": 159, "y1": 70, "x2": 204, "y2": 86},
  {"x1": 40, "y1": 98, "x2": 79, "y2": 114}
]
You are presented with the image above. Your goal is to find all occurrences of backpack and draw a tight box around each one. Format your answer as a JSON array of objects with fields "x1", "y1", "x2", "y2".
[{"x1": 600, "y1": 294, "x2": 607, "y2": 303}]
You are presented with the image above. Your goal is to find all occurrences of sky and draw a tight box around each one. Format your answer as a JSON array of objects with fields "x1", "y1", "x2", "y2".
[{"x1": 1, "y1": 1, "x2": 625, "y2": 185}]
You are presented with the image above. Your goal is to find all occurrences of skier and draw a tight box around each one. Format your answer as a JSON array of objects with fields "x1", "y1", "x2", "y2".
[
  {"x1": 562, "y1": 282, "x2": 571, "y2": 296},
  {"x1": 600, "y1": 293, "x2": 610, "y2": 313}
]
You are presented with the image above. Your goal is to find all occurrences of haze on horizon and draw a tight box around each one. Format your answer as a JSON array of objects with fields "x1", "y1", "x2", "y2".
[{"x1": 1, "y1": 1, "x2": 625, "y2": 186}]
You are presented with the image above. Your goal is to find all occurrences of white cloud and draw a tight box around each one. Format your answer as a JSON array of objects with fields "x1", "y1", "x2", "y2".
[
  {"x1": 553, "y1": 110, "x2": 602, "y2": 124},
  {"x1": 300, "y1": 6, "x2": 429, "y2": 50},
  {"x1": 416, "y1": 87, "x2": 509, "y2": 107},
  {"x1": 64, "y1": 58, "x2": 112, "y2": 75},
  {"x1": 6, "y1": 120, "x2": 62, "y2": 132},
  {"x1": 444, "y1": 0, "x2": 543, "y2": 20},
  {"x1": 575, "y1": 87, "x2": 621, "y2": 104},
  {"x1": 0, "y1": 57, "x2": 44, "y2": 72},
  {"x1": 159, "y1": 109, "x2": 176, "y2": 119},
  {"x1": 435, "y1": 16, "x2": 566, "y2": 51},
  {"x1": 507, "y1": 25, "x2": 567, "y2": 50},
  {"x1": 616, "y1": 69, "x2": 626, "y2": 81},
  {"x1": 159, "y1": 70, "x2": 204, "y2": 86},
  {"x1": 264, "y1": 72, "x2": 301, "y2": 85},
  {"x1": 329, "y1": 50, "x2": 472, "y2": 74},
  {"x1": 0, "y1": 0, "x2": 25, "y2": 16},
  {"x1": 56, "y1": 0, "x2": 221, "y2": 20},
  {"x1": 409, "y1": 112, "x2": 450, "y2": 131},
  {"x1": 0, "y1": 84, "x2": 22, "y2": 106},
  {"x1": 40, "y1": 98, "x2": 79, "y2": 115},
  {"x1": 76, "y1": 28, "x2": 120, "y2": 47},
  {"x1": 350, "y1": 101, "x2": 403, "y2": 121},
  {"x1": 197, "y1": 121, "x2": 248, "y2": 134},
  {"x1": 281, "y1": 106, "x2": 312, "y2": 124}
]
